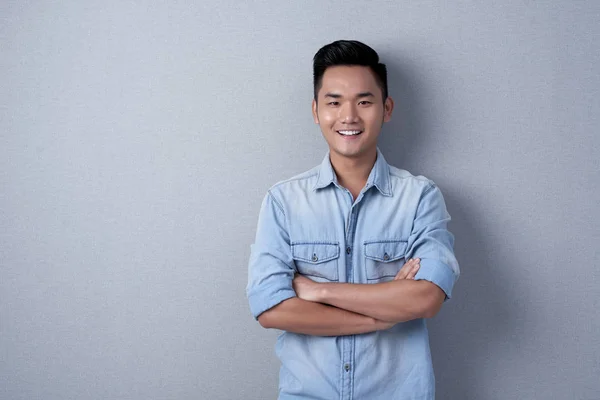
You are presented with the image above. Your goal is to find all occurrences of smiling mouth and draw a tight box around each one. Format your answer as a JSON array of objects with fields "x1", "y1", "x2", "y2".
[{"x1": 337, "y1": 130, "x2": 363, "y2": 136}]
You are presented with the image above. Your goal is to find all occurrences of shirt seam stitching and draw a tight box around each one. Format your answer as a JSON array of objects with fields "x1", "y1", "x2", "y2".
[
  {"x1": 267, "y1": 190, "x2": 286, "y2": 217},
  {"x1": 271, "y1": 172, "x2": 320, "y2": 191}
]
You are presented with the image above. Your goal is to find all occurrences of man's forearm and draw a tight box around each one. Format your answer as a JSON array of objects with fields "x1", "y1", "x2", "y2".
[
  {"x1": 257, "y1": 297, "x2": 393, "y2": 336},
  {"x1": 315, "y1": 280, "x2": 445, "y2": 323}
]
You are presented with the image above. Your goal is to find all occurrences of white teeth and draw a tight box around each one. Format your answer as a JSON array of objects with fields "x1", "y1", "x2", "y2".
[{"x1": 338, "y1": 130, "x2": 362, "y2": 136}]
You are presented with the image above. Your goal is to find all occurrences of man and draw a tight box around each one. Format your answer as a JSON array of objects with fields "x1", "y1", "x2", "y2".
[{"x1": 247, "y1": 40, "x2": 460, "y2": 400}]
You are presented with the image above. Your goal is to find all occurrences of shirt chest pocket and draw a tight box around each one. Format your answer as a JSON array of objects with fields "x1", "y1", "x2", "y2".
[
  {"x1": 364, "y1": 240, "x2": 408, "y2": 282},
  {"x1": 291, "y1": 242, "x2": 340, "y2": 282}
]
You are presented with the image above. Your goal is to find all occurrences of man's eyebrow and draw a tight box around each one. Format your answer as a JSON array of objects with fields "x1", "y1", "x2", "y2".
[
  {"x1": 323, "y1": 92, "x2": 375, "y2": 99},
  {"x1": 356, "y1": 92, "x2": 375, "y2": 98}
]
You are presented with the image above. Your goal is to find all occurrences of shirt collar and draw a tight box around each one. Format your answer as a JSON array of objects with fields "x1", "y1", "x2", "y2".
[{"x1": 313, "y1": 148, "x2": 392, "y2": 196}]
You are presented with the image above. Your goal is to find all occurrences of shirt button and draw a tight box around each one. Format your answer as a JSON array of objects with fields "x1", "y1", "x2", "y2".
[
  {"x1": 344, "y1": 363, "x2": 351, "y2": 372},
  {"x1": 346, "y1": 247, "x2": 351, "y2": 255},
  {"x1": 383, "y1": 253, "x2": 390, "y2": 261},
  {"x1": 311, "y1": 254, "x2": 318, "y2": 262}
]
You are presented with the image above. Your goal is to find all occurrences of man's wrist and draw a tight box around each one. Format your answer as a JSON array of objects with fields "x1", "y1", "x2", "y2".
[{"x1": 316, "y1": 282, "x2": 331, "y2": 303}]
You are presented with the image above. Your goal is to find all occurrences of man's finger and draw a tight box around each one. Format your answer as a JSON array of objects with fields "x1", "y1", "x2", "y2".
[
  {"x1": 394, "y1": 258, "x2": 415, "y2": 280},
  {"x1": 406, "y1": 261, "x2": 420, "y2": 279},
  {"x1": 394, "y1": 259, "x2": 411, "y2": 280}
]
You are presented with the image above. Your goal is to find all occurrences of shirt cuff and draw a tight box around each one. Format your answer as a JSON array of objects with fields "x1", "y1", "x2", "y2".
[
  {"x1": 414, "y1": 258, "x2": 457, "y2": 301},
  {"x1": 248, "y1": 286, "x2": 297, "y2": 319}
]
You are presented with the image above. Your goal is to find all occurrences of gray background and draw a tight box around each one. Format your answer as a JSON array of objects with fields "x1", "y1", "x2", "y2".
[{"x1": 1, "y1": 1, "x2": 599, "y2": 399}]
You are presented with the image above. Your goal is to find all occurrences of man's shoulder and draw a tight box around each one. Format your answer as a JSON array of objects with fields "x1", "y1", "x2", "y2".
[
  {"x1": 387, "y1": 164, "x2": 435, "y2": 189},
  {"x1": 266, "y1": 164, "x2": 321, "y2": 196}
]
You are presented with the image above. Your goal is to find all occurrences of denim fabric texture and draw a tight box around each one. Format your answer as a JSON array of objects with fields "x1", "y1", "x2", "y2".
[{"x1": 247, "y1": 148, "x2": 460, "y2": 400}]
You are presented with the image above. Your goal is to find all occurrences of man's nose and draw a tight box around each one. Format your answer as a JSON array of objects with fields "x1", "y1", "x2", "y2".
[{"x1": 338, "y1": 103, "x2": 358, "y2": 123}]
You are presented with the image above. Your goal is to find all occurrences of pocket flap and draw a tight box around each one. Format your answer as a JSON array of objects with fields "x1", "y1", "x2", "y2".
[
  {"x1": 292, "y1": 243, "x2": 339, "y2": 264},
  {"x1": 364, "y1": 240, "x2": 408, "y2": 262}
]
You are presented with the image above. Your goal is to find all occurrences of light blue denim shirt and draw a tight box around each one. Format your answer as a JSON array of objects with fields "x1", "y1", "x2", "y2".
[{"x1": 247, "y1": 148, "x2": 460, "y2": 400}]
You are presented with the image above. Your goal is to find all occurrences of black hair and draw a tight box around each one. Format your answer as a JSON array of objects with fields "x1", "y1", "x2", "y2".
[{"x1": 313, "y1": 40, "x2": 388, "y2": 101}]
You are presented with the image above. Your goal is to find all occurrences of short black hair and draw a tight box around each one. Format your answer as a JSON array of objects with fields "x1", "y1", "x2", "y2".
[{"x1": 313, "y1": 40, "x2": 388, "y2": 101}]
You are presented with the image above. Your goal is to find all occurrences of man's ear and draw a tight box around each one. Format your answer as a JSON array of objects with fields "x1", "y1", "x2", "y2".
[
  {"x1": 312, "y1": 99, "x2": 319, "y2": 124},
  {"x1": 383, "y1": 96, "x2": 394, "y2": 123}
]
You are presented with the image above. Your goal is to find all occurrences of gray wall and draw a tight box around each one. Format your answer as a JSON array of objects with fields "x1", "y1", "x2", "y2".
[{"x1": 1, "y1": 1, "x2": 598, "y2": 399}]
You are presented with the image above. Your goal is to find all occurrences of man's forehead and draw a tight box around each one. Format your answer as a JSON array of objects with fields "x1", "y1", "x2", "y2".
[{"x1": 319, "y1": 66, "x2": 380, "y2": 95}]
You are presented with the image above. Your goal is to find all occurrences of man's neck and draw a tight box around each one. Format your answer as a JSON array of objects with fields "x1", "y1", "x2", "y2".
[{"x1": 329, "y1": 150, "x2": 377, "y2": 200}]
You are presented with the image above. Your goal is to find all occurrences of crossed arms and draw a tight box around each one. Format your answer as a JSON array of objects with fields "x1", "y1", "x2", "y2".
[
  {"x1": 257, "y1": 259, "x2": 446, "y2": 336},
  {"x1": 247, "y1": 184, "x2": 459, "y2": 337}
]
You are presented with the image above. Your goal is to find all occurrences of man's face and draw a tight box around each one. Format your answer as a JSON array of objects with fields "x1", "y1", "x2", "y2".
[{"x1": 312, "y1": 65, "x2": 393, "y2": 161}]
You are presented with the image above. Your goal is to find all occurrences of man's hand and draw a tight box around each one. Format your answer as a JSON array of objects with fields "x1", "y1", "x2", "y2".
[
  {"x1": 293, "y1": 274, "x2": 322, "y2": 302},
  {"x1": 293, "y1": 258, "x2": 420, "y2": 302},
  {"x1": 394, "y1": 258, "x2": 420, "y2": 280}
]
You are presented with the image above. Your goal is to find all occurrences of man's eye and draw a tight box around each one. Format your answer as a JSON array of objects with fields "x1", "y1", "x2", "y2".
[
  {"x1": 328, "y1": 101, "x2": 340, "y2": 106},
  {"x1": 359, "y1": 101, "x2": 372, "y2": 106}
]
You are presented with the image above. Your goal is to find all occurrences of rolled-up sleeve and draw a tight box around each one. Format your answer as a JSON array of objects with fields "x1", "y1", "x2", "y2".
[
  {"x1": 246, "y1": 191, "x2": 296, "y2": 319},
  {"x1": 407, "y1": 182, "x2": 460, "y2": 301}
]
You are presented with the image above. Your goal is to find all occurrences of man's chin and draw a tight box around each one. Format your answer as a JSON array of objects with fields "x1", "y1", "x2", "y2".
[{"x1": 330, "y1": 146, "x2": 375, "y2": 160}]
